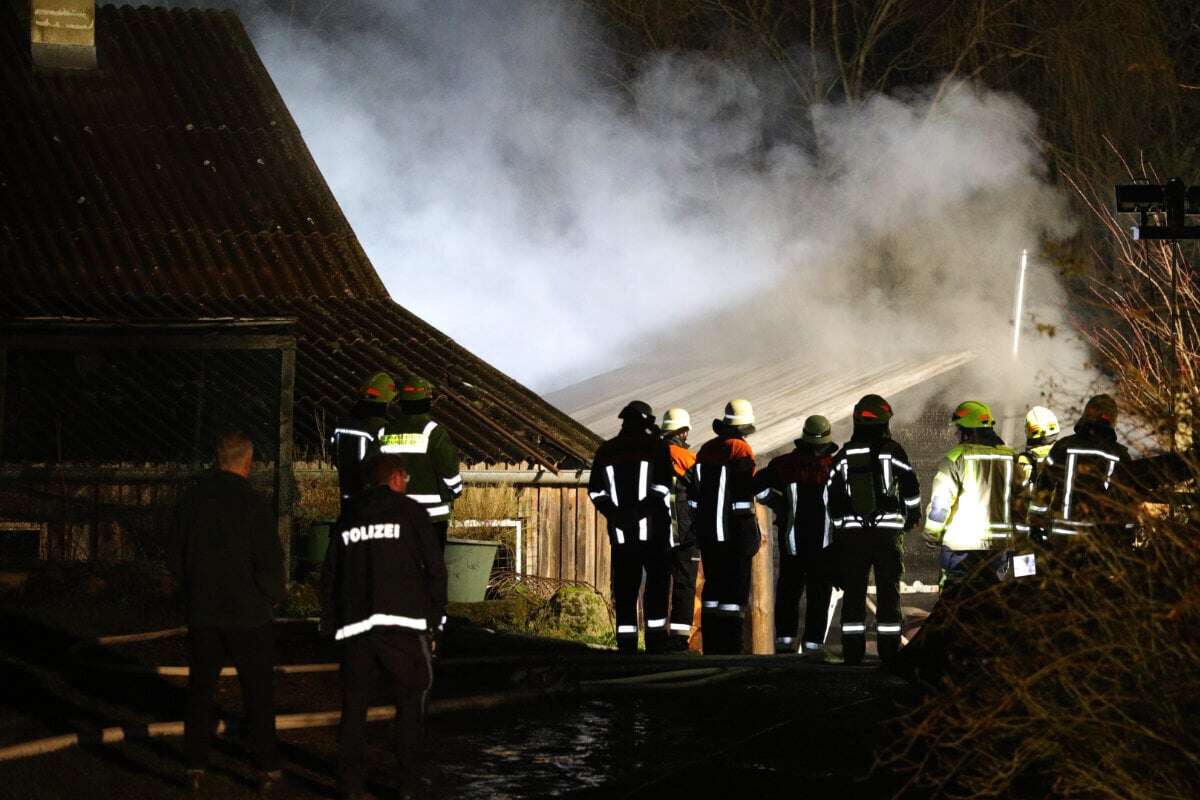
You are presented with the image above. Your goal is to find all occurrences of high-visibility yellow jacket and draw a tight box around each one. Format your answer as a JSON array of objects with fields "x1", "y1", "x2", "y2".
[
  {"x1": 925, "y1": 442, "x2": 1019, "y2": 551},
  {"x1": 1013, "y1": 442, "x2": 1053, "y2": 534}
]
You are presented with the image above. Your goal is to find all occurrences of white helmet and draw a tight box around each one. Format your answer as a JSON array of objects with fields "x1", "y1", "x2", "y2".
[
  {"x1": 1025, "y1": 406, "x2": 1060, "y2": 443},
  {"x1": 661, "y1": 408, "x2": 691, "y2": 432},
  {"x1": 722, "y1": 399, "x2": 755, "y2": 426}
]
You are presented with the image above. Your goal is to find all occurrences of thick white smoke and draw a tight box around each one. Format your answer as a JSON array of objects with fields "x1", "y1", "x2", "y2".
[{"x1": 163, "y1": 1, "x2": 1088, "y2": 402}]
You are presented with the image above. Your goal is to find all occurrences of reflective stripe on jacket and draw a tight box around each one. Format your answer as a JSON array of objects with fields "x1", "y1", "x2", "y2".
[
  {"x1": 753, "y1": 441, "x2": 836, "y2": 556},
  {"x1": 825, "y1": 438, "x2": 921, "y2": 532},
  {"x1": 665, "y1": 439, "x2": 697, "y2": 549},
  {"x1": 925, "y1": 443, "x2": 1019, "y2": 551},
  {"x1": 688, "y1": 435, "x2": 758, "y2": 548},
  {"x1": 588, "y1": 427, "x2": 674, "y2": 547},
  {"x1": 1029, "y1": 426, "x2": 1133, "y2": 539},
  {"x1": 378, "y1": 415, "x2": 462, "y2": 521}
]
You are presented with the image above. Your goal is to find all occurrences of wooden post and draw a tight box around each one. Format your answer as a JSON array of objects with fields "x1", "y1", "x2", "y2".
[
  {"x1": 276, "y1": 346, "x2": 296, "y2": 580},
  {"x1": 750, "y1": 504, "x2": 775, "y2": 654}
]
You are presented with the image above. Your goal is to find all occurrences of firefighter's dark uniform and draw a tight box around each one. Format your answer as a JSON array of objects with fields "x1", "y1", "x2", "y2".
[
  {"x1": 1028, "y1": 421, "x2": 1135, "y2": 547},
  {"x1": 826, "y1": 431, "x2": 921, "y2": 666},
  {"x1": 588, "y1": 418, "x2": 674, "y2": 654},
  {"x1": 754, "y1": 439, "x2": 838, "y2": 653},
  {"x1": 664, "y1": 433, "x2": 700, "y2": 648},
  {"x1": 379, "y1": 411, "x2": 463, "y2": 550},
  {"x1": 321, "y1": 484, "x2": 447, "y2": 797},
  {"x1": 689, "y1": 434, "x2": 760, "y2": 655},
  {"x1": 331, "y1": 399, "x2": 390, "y2": 506}
]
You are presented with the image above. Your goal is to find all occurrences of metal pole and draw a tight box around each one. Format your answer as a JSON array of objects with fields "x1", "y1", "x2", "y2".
[{"x1": 1012, "y1": 248, "x2": 1028, "y2": 358}]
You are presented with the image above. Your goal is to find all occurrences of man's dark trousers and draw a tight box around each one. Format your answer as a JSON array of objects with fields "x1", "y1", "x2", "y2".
[
  {"x1": 338, "y1": 629, "x2": 434, "y2": 794},
  {"x1": 775, "y1": 549, "x2": 834, "y2": 651},
  {"x1": 838, "y1": 528, "x2": 903, "y2": 666},
  {"x1": 186, "y1": 624, "x2": 279, "y2": 771}
]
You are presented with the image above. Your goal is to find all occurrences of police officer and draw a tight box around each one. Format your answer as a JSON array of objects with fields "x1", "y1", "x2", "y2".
[
  {"x1": 1028, "y1": 394, "x2": 1134, "y2": 546},
  {"x1": 660, "y1": 408, "x2": 700, "y2": 651},
  {"x1": 331, "y1": 372, "x2": 396, "y2": 510},
  {"x1": 754, "y1": 414, "x2": 839, "y2": 655},
  {"x1": 379, "y1": 375, "x2": 463, "y2": 551},
  {"x1": 825, "y1": 394, "x2": 921, "y2": 667},
  {"x1": 922, "y1": 401, "x2": 1020, "y2": 593},
  {"x1": 689, "y1": 399, "x2": 760, "y2": 655},
  {"x1": 320, "y1": 454, "x2": 447, "y2": 800},
  {"x1": 588, "y1": 401, "x2": 675, "y2": 654}
]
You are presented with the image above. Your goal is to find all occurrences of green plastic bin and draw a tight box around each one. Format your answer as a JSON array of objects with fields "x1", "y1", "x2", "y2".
[{"x1": 444, "y1": 537, "x2": 500, "y2": 603}]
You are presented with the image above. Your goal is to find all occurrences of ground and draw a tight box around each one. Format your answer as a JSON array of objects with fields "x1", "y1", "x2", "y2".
[{"x1": 0, "y1": 586, "x2": 926, "y2": 799}]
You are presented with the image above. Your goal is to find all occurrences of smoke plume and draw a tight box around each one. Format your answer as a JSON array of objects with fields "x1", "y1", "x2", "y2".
[{"x1": 160, "y1": 0, "x2": 1088, "y2": 404}]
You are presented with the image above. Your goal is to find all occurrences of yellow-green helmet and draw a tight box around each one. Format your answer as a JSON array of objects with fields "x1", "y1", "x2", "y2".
[
  {"x1": 1025, "y1": 406, "x2": 1060, "y2": 443},
  {"x1": 399, "y1": 374, "x2": 433, "y2": 402},
  {"x1": 361, "y1": 371, "x2": 397, "y2": 403},
  {"x1": 951, "y1": 400, "x2": 995, "y2": 429}
]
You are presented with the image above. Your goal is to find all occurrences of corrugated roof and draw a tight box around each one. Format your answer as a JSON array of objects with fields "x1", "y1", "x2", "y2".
[
  {"x1": 0, "y1": 4, "x2": 599, "y2": 469},
  {"x1": 547, "y1": 351, "x2": 978, "y2": 459}
]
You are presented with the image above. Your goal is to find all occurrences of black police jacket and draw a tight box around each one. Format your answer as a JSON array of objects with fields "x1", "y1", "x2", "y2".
[{"x1": 320, "y1": 486, "x2": 448, "y2": 640}]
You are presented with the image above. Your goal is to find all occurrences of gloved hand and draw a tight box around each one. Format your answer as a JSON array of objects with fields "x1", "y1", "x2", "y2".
[{"x1": 921, "y1": 529, "x2": 941, "y2": 550}]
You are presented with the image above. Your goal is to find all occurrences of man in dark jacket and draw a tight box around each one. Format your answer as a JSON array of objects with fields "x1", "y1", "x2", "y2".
[
  {"x1": 825, "y1": 395, "x2": 921, "y2": 668},
  {"x1": 755, "y1": 415, "x2": 839, "y2": 655},
  {"x1": 588, "y1": 401, "x2": 675, "y2": 654},
  {"x1": 321, "y1": 454, "x2": 448, "y2": 799},
  {"x1": 331, "y1": 371, "x2": 397, "y2": 510},
  {"x1": 688, "y1": 399, "x2": 761, "y2": 655},
  {"x1": 169, "y1": 431, "x2": 285, "y2": 794}
]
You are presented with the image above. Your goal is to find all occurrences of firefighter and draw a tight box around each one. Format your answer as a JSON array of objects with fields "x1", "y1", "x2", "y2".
[
  {"x1": 379, "y1": 375, "x2": 463, "y2": 551},
  {"x1": 922, "y1": 401, "x2": 1020, "y2": 593},
  {"x1": 754, "y1": 414, "x2": 839, "y2": 655},
  {"x1": 1013, "y1": 406, "x2": 1059, "y2": 538},
  {"x1": 320, "y1": 454, "x2": 447, "y2": 799},
  {"x1": 331, "y1": 371, "x2": 397, "y2": 510},
  {"x1": 825, "y1": 394, "x2": 921, "y2": 667},
  {"x1": 660, "y1": 407, "x2": 700, "y2": 652},
  {"x1": 588, "y1": 401, "x2": 675, "y2": 654},
  {"x1": 688, "y1": 399, "x2": 761, "y2": 655},
  {"x1": 1028, "y1": 394, "x2": 1134, "y2": 546}
]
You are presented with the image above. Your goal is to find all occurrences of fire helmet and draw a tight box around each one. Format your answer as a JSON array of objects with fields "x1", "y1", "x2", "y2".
[
  {"x1": 399, "y1": 374, "x2": 433, "y2": 402},
  {"x1": 661, "y1": 408, "x2": 691, "y2": 433},
  {"x1": 722, "y1": 399, "x2": 756, "y2": 427},
  {"x1": 801, "y1": 415, "x2": 833, "y2": 445},
  {"x1": 361, "y1": 371, "x2": 397, "y2": 403},
  {"x1": 618, "y1": 400, "x2": 655, "y2": 424},
  {"x1": 951, "y1": 400, "x2": 996, "y2": 429},
  {"x1": 853, "y1": 394, "x2": 893, "y2": 425},
  {"x1": 1024, "y1": 406, "x2": 1060, "y2": 443},
  {"x1": 1082, "y1": 394, "x2": 1119, "y2": 425}
]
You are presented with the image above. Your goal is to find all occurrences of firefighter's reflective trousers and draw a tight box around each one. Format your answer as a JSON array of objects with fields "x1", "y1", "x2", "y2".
[
  {"x1": 699, "y1": 541, "x2": 753, "y2": 655},
  {"x1": 838, "y1": 528, "x2": 903, "y2": 666},
  {"x1": 775, "y1": 548, "x2": 835, "y2": 653},
  {"x1": 611, "y1": 541, "x2": 672, "y2": 654},
  {"x1": 668, "y1": 545, "x2": 701, "y2": 646}
]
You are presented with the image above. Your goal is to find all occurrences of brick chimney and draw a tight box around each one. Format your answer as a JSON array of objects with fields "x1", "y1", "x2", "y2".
[{"x1": 30, "y1": 0, "x2": 96, "y2": 70}]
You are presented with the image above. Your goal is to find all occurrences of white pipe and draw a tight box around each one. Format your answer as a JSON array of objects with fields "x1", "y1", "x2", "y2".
[{"x1": 1012, "y1": 248, "x2": 1028, "y2": 358}]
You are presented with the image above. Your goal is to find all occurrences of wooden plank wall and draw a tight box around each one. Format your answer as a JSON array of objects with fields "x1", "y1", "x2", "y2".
[{"x1": 517, "y1": 482, "x2": 611, "y2": 598}]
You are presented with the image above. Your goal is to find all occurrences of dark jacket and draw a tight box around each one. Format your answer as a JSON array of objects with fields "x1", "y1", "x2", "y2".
[
  {"x1": 588, "y1": 423, "x2": 674, "y2": 548},
  {"x1": 665, "y1": 434, "x2": 698, "y2": 549},
  {"x1": 320, "y1": 486, "x2": 448, "y2": 640},
  {"x1": 169, "y1": 470, "x2": 285, "y2": 628},
  {"x1": 688, "y1": 434, "x2": 760, "y2": 554},
  {"x1": 754, "y1": 440, "x2": 838, "y2": 556},
  {"x1": 332, "y1": 399, "x2": 390, "y2": 501},
  {"x1": 826, "y1": 426, "x2": 922, "y2": 532},
  {"x1": 378, "y1": 413, "x2": 463, "y2": 522},
  {"x1": 1029, "y1": 421, "x2": 1135, "y2": 540}
]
